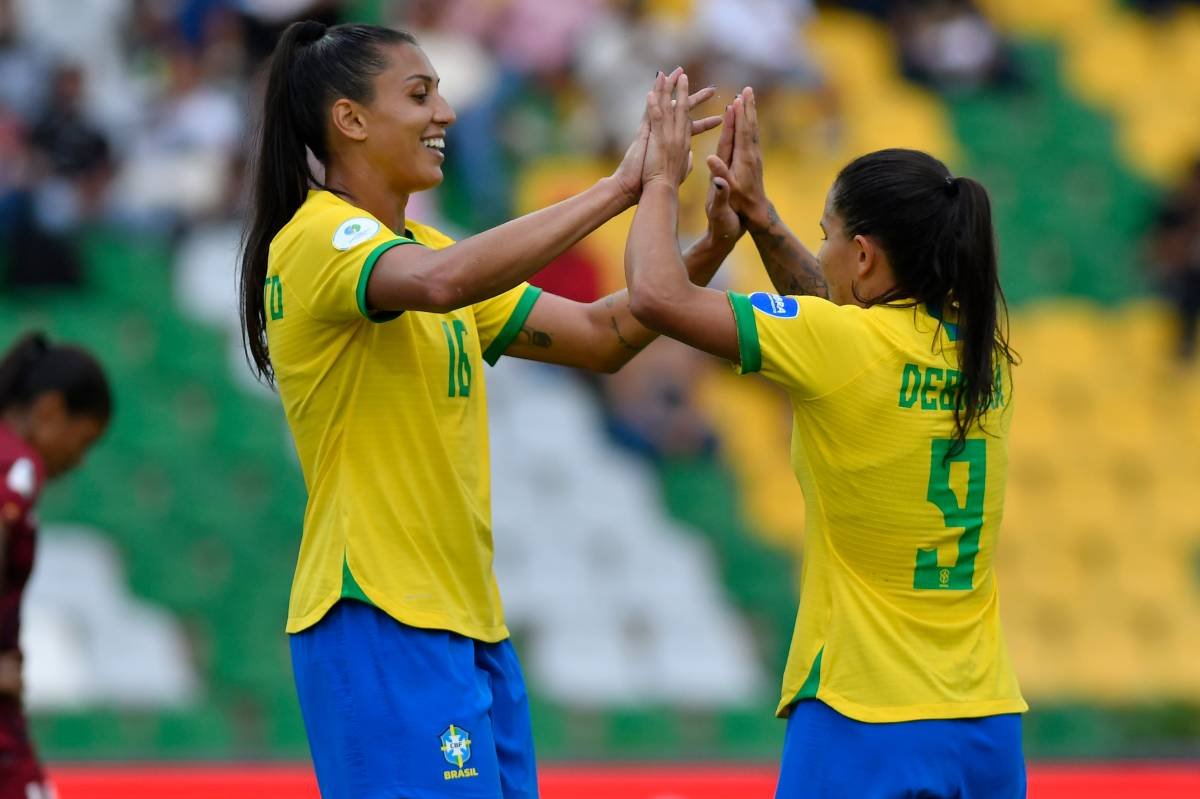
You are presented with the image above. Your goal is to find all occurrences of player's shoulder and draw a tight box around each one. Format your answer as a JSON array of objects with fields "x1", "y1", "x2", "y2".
[
  {"x1": 745, "y1": 292, "x2": 869, "y2": 332},
  {"x1": 403, "y1": 219, "x2": 455, "y2": 251},
  {"x1": 273, "y1": 191, "x2": 390, "y2": 257}
]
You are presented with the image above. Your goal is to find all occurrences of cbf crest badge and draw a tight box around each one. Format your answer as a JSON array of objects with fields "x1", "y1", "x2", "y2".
[
  {"x1": 440, "y1": 724, "x2": 480, "y2": 781},
  {"x1": 440, "y1": 724, "x2": 472, "y2": 768}
]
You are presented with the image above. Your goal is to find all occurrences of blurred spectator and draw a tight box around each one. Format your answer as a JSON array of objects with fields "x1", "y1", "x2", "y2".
[
  {"x1": 443, "y1": 0, "x2": 602, "y2": 79},
  {"x1": 5, "y1": 64, "x2": 113, "y2": 289},
  {"x1": 0, "y1": 0, "x2": 52, "y2": 124},
  {"x1": 0, "y1": 102, "x2": 26, "y2": 231},
  {"x1": 574, "y1": 0, "x2": 696, "y2": 151},
  {"x1": 113, "y1": 35, "x2": 243, "y2": 233},
  {"x1": 693, "y1": 0, "x2": 822, "y2": 92},
  {"x1": 891, "y1": 0, "x2": 1021, "y2": 94},
  {"x1": 1147, "y1": 159, "x2": 1200, "y2": 361}
]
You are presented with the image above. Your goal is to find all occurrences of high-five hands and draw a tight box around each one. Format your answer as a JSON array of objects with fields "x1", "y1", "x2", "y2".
[
  {"x1": 613, "y1": 69, "x2": 720, "y2": 207},
  {"x1": 642, "y1": 68, "x2": 695, "y2": 189},
  {"x1": 638, "y1": 76, "x2": 766, "y2": 243},
  {"x1": 706, "y1": 87, "x2": 772, "y2": 234},
  {"x1": 703, "y1": 90, "x2": 743, "y2": 244}
]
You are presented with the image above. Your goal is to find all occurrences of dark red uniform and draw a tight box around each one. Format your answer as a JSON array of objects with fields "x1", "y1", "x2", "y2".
[{"x1": 0, "y1": 423, "x2": 51, "y2": 799}]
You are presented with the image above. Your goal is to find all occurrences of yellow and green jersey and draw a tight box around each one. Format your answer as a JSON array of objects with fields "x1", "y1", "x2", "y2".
[
  {"x1": 266, "y1": 190, "x2": 541, "y2": 640},
  {"x1": 728, "y1": 291, "x2": 1026, "y2": 723}
]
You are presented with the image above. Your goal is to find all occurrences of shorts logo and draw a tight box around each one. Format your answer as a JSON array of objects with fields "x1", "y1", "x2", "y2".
[
  {"x1": 750, "y1": 292, "x2": 799, "y2": 319},
  {"x1": 440, "y1": 724, "x2": 478, "y2": 781},
  {"x1": 332, "y1": 217, "x2": 381, "y2": 251},
  {"x1": 440, "y1": 724, "x2": 472, "y2": 767}
]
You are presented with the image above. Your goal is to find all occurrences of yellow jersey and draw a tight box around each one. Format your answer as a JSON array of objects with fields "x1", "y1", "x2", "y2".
[
  {"x1": 728, "y1": 291, "x2": 1026, "y2": 723},
  {"x1": 267, "y1": 190, "x2": 541, "y2": 640}
]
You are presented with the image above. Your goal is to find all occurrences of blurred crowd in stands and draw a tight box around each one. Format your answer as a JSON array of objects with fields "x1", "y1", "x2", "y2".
[{"x1": 0, "y1": 0, "x2": 1196, "y2": 447}]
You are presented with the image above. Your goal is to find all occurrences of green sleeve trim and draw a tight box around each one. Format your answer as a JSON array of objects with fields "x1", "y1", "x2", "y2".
[
  {"x1": 727, "y1": 291, "x2": 762, "y2": 374},
  {"x1": 356, "y1": 238, "x2": 418, "y2": 322},
  {"x1": 482, "y1": 285, "x2": 544, "y2": 366}
]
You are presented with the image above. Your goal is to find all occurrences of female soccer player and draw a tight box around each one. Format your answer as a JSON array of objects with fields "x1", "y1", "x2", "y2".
[
  {"x1": 626, "y1": 72, "x2": 1026, "y2": 798},
  {"x1": 0, "y1": 332, "x2": 111, "y2": 799},
  {"x1": 238, "y1": 21, "x2": 735, "y2": 799}
]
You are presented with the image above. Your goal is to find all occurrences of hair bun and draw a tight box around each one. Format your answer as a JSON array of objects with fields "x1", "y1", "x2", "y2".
[
  {"x1": 294, "y1": 19, "x2": 327, "y2": 47},
  {"x1": 22, "y1": 332, "x2": 49, "y2": 363}
]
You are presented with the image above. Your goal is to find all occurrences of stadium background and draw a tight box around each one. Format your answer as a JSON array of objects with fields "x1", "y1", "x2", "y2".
[{"x1": 1, "y1": 0, "x2": 1199, "y2": 795}]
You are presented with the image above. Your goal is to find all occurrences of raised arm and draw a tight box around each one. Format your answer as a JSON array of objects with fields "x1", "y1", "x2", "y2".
[
  {"x1": 366, "y1": 80, "x2": 721, "y2": 316},
  {"x1": 503, "y1": 224, "x2": 738, "y2": 373},
  {"x1": 706, "y1": 88, "x2": 828, "y2": 299},
  {"x1": 624, "y1": 71, "x2": 740, "y2": 364},
  {"x1": 504, "y1": 87, "x2": 745, "y2": 373}
]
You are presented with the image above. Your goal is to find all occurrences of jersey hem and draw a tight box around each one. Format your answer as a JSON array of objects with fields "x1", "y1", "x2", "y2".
[
  {"x1": 778, "y1": 687, "x2": 1028, "y2": 722},
  {"x1": 357, "y1": 238, "x2": 418, "y2": 322},
  {"x1": 482, "y1": 285, "x2": 543, "y2": 365},
  {"x1": 286, "y1": 591, "x2": 510, "y2": 643},
  {"x1": 727, "y1": 291, "x2": 761, "y2": 373}
]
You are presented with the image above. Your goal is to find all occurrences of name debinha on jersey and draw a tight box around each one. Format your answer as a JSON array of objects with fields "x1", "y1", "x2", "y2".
[{"x1": 898, "y1": 363, "x2": 1004, "y2": 411}]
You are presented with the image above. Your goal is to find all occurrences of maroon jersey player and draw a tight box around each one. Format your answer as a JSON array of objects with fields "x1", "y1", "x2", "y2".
[{"x1": 0, "y1": 333, "x2": 110, "y2": 799}]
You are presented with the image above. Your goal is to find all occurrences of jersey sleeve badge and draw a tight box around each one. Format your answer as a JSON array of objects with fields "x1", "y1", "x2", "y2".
[
  {"x1": 332, "y1": 217, "x2": 382, "y2": 251},
  {"x1": 750, "y1": 292, "x2": 800, "y2": 318}
]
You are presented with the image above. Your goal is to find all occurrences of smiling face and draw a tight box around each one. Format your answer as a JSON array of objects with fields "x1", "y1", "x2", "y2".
[{"x1": 353, "y1": 42, "x2": 456, "y2": 194}]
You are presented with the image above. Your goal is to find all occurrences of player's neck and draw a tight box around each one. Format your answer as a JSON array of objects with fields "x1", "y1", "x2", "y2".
[{"x1": 323, "y1": 162, "x2": 409, "y2": 234}]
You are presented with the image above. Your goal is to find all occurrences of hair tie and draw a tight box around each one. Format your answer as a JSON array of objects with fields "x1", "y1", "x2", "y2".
[{"x1": 944, "y1": 176, "x2": 959, "y2": 196}]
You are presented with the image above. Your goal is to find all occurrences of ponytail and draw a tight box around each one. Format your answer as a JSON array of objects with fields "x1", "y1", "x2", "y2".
[
  {"x1": 239, "y1": 21, "x2": 417, "y2": 385},
  {"x1": 0, "y1": 331, "x2": 112, "y2": 420},
  {"x1": 831, "y1": 149, "x2": 1017, "y2": 456},
  {"x1": 942, "y1": 175, "x2": 1014, "y2": 455}
]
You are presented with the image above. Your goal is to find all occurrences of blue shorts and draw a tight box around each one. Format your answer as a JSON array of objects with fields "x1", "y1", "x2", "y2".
[
  {"x1": 776, "y1": 700, "x2": 1026, "y2": 799},
  {"x1": 290, "y1": 600, "x2": 537, "y2": 799}
]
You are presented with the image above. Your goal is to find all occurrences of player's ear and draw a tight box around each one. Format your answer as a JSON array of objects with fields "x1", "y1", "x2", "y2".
[
  {"x1": 853, "y1": 234, "x2": 876, "y2": 280},
  {"x1": 331, "y1": 98, "x2": 368, "y2": 143}
]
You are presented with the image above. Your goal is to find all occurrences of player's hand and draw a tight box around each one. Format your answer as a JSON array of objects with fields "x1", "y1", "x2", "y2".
[
  {"x1": 706, "y1": 87, "x2": 772, "y2": 233},
  {"x1": 704, "y1": 102, "x2": 743, "y2": 244},
  {"x1": 0, "y1": 650, "x2": 22, "y2": 699},
  {"x1": 612, "y1": 73, "x2": 719, "y2": 206},
  {"x1": 642, "y1": 68, "x2": 693, "y2": 188}
]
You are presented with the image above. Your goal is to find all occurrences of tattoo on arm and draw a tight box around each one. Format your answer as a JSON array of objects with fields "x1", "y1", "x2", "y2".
[
  {"x1": 609, "y1": 315, "x2": 644, "y2": 353},
  {"x1": 519, "y1": 327, "x2": 553, "y2": 348},
  {"x1": 752, "y1": 204, "x2": 829, "y2": 298}
]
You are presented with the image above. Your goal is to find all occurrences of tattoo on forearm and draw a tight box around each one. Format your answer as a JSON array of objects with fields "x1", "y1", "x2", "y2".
[
  {"x1": 519, "y1": 327, "x2": 553, "y2": 348},
  {"x1": 752, "y1": 204, "x2": 828, "y2": 298},
  {"x1": 609, "y1": 315, "x2": 644, "y2": 353}
]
